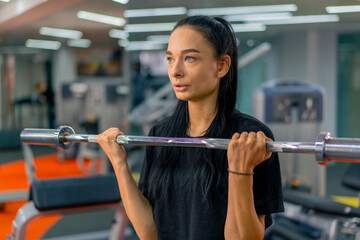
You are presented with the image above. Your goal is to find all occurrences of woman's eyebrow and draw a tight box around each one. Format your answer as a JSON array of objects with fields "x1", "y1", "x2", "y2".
[
  {"x1": 182, "y1": 49, "x2": 201, "y2": 54},
  {"x1": 166, "y1": 49, "x2": 201, "y2": 55}
]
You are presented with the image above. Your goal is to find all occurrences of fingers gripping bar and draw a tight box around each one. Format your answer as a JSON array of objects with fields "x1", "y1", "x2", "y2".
[{"x1": 20, "y1": 126, "x2": 360, "y2": 165}]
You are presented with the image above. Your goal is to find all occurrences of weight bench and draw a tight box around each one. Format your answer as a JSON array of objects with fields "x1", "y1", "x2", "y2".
[
  {"x1": 9, "y1": 174, "x2": 128, "y2": 240},
  {"x1": 342, "y1": 163, "x2": 360, "y2": 192},
  {"x1": 267, "y1": 163, "x2": 360, "y2": 240}
]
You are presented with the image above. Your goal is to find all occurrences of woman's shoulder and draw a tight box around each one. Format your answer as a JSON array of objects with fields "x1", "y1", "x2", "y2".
[{"x1": 232, "y1": 110, "x2": 275, "y2": 139}]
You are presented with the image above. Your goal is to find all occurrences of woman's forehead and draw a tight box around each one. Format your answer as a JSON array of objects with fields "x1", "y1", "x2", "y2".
[{"x1": 168, "y1": 26, "x2": 213, "y2": 53}]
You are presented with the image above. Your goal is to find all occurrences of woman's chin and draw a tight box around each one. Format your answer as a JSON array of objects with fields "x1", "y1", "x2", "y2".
[{"x1": 175, "y1": 93, "x2": 189, "y2": 101}]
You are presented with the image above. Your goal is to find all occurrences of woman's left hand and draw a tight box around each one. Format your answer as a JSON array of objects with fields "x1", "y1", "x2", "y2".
[{"x1": 227, "y1": 131, "x2": 272, "y2": 173}]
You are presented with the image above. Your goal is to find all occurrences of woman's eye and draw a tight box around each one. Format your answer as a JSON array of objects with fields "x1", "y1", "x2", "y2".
[
  {"x1": 166, "y1": 57, "x2": 173, "y2": 63},
  {"x1": 185, "y1": 56, "x2": 196, "y2": 62}
]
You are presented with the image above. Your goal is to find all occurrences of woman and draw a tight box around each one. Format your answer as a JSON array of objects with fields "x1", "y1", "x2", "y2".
[{"x1": 98, "y1": 15, "x2": 284, "y2": 240}]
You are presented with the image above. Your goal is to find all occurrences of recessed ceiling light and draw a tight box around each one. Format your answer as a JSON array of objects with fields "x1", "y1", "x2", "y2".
[
  {"x1": 125, "y1": 22, "x2": 176, "y2": 33},
  {"x1": 25, "y1": 39, "x2": 61, "y2": 50},
  {"x1": 146, "y1": 35, "x2": 170, "y2": 43},
  {"x1": 188, "y1": 4, "x2": 297, "y2": 16},
  {"x1": 225, "y1": 13, "x2": 292, "y2": 22},
  {"x1": 40, "y1": 27, "x2": 83, "y2": 39},
  {"x1": 113, "y1": 0, "x2": 129, "y2": 4},
  {"x1": 125, "y1": 42, "x2": 167, "y2": 51},
  {"x1": 232, "y1": 23, "x2": 266, "y2": 32},
  {"x1": 77, "y1": 10, "x2": 126, "y2": 26},
  {"x1": 109, "y1": 29, "x2": 129, "y2": 39},
  {"x1": 326, "y1": 5, "x2": 360, "y2": 13},
  {"x1": 118, "y1": 39, "x2": 129, "y2": 47},
  {"x1": 67, "y1": 39, "x2": 91, "y2": 48},
  {"x1": 251, "y1": 15, "x2": 339, "y2": 25},
  {"x1": 124, "y1": 7, "x2": 186, "y2": 18}
]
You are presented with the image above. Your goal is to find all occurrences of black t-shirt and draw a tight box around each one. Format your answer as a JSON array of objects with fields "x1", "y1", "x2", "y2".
[{"x1": 138, "y1": 110, "x2": 284, "y2": 240}]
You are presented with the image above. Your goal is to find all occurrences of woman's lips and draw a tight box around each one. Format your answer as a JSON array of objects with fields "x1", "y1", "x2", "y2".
[{"x1": 174, "y1": 84, "x2": 189, "y2": 92}]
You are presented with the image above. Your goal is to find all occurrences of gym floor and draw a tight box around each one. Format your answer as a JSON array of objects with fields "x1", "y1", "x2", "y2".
[
  {"x1": 0, "y1": 146, "x2": 357, "y2": 239},
  {"x1": 0, "y1": 145, "x2": 141, "y2": 240}
]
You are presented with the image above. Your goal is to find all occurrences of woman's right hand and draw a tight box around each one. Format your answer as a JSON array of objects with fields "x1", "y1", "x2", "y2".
[{"x1": 97, "y1": 128, "x2": 127, "y2": 169}]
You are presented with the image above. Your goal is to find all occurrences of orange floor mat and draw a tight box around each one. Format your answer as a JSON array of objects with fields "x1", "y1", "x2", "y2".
[{"x1": 0, "y1": 153, "x2": 94, "y2": 239}]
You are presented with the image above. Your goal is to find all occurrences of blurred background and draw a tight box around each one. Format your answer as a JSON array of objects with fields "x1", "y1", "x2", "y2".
[{"x1": 1, "y1": 0, "x2": 360, "y2": 239}]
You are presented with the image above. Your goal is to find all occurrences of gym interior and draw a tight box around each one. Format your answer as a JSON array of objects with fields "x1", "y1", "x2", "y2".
[{"x1": 0, "y1": 0, "x2": 360, "y2": 239}]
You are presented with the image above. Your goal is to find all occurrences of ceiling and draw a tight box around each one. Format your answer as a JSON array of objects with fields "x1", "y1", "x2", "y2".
[{"x1": 1, "y1": 0, "x2": 360, "y2": 50}]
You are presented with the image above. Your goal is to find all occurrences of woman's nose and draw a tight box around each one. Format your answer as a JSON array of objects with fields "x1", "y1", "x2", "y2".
[{"x1": 169, "y1": 60, "x2": 184, "y2": 78}]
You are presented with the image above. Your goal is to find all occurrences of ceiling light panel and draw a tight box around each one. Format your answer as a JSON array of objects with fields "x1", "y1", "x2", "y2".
[
  {"x1": 225, "y1": 13, "x2": 293, "y2": 22},
  {"x1": 326, "y1": 5, "x2": 360, "y2": 13},
  {"x1": 67, "y1": 39, "x2": 91, "y2": 48},
  {"x1": 40, "y1": 27, "x2": 83, "y2": 39},
  {"x1": 119, "y1": 39, "x2": 129, "y2": 47},
  {"x1": 112, "y1": 0, "x2": 129, "y2": 4},
  {"x1": 253, "y1": 15, "x2": 339, "y2": 25},
  {"x1": 25, "y1": 39, "x2": 61, "y2": 50},
  {"x1": 188, "y1": 4, "x2": 297, "y2": 16},
  {"x1": 146, "y1": 35, "x2": 170, "y2": 43},
  {"x1": 124, "y1": 7, "x2": 186, "y2": 18},
  {"x1": 77, "y1": 10, "x2": 126, "y2": 26},
  {"x1": 125, "y1": 22, "x2": 176, "y2": 33},
  {"x1": 109, "y1": 29, "x2": 129, "y2": 39},
  {"x1": 0, "y1": 0, "x2": 11, "y2": 2},
  {"x1": 231, "y1": 23, "x2": 267, "y2": 32},
  {"x1": 125, "y1": 41, "x2": 167, "y2": 51}
]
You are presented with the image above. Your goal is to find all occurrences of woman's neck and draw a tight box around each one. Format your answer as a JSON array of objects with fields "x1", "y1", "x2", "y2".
[{"x1": 187, "y1": 100, "x2": 217, "y2": 137}]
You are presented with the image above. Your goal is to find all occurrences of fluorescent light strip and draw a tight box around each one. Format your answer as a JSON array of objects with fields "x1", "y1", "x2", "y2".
[
  {"x1": 77, "y1": 10, "x2": 126, "y2": 26},
  {"x1": 326, "y1": 5, "x2": 360, "y2": 13},
  {"x1": 124, "y1": 7, "x2": 186, "y2": 18},
  {"x1": 252, "y1": 15, "x2": 339, "y2": 25},
  {"x1": 119, "y1": 39, "x2": 129, "y2": 47},
  {"x1": 125, "y1": 22, "x2": 176, "y2": 33},
  {"x1": 146, "y1": 35, "x2": 170, "y2": 43},
  {"x1": 188, "y1": 4, "x2": 297, "y2": 16},
  {"x1": 25, "y1": 39, "x2": 61, "y2": 50},
  {"x1": 112, "y1": 0, "x2": 129, "y2": 4},
  {"x1": 124, "y1": 41, "x2": 167, "y2": 51},
  {"x1": 232, "y1": 23, "x2": 266, "y2": 32},
  {"x1": 0, "y1": 0, "x2": 11, "y2": 2},
  {"x1": 40, "y1": 27, "x2": 82, "y2": 39},
  {"x1": 67, "y1": 39, "x2": 91, "y2": 48},
  {"x1": 109, "y1": 29, "x2": 129, "y2": 39},
  {"x1": 225, "y1": 12, "x2": 292, "y2": 22}
]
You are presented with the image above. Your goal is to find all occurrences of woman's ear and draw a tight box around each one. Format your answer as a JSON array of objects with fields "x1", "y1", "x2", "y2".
[{"x1": 217, "y1": 55, "x2": 231, "y2": 78}]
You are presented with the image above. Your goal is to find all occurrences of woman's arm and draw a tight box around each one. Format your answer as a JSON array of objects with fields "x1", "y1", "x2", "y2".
[
  {"x1": 224, "y1": 131, "x2": 272, "y2": 240},
  {"x1": 97, "y1": 128, "x2": 157, "y2": 240}
]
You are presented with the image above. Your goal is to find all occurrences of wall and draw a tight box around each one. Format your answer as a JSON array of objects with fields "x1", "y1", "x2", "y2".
[
  {"x1": 267, "y1": 29, "x2": 337, "y2": 134},
  {"x1": 260, "y1": 28, "x2": 338, "y2": 196}
]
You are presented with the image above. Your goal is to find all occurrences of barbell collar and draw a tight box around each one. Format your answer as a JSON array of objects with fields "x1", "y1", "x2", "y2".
[{"x1": 315, "y1": 132, "x2": 331, "y2": 165}]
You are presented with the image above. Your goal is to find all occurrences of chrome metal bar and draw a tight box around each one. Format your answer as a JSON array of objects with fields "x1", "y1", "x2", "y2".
[
  {"x1": 64, "y1": 134, "x2": 98, "y2": 143},
  {"x1": 116, "y1": 136, "x2": 232, "y2": 149},
  {"x1": 20, "y1": 126, "x2": 360, "y2": 164},
  {"x1": 20, "y1": 126, "x2": 75, "y2": 149},
  {"x1": 324, "y1": 137, "x2": 360, "y2": 160},
  {"x1": 279, "y1": 142, "x2": 315, "y2": 154}
]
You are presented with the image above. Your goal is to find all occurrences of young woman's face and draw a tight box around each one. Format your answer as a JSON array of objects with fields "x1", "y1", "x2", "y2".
[{"x1": 166, "y1": 26, "x2": 223, "y2": 103}]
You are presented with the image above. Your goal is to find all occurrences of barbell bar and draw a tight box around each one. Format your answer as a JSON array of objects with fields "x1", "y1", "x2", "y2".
[{"x1": 20, "y1": 126, "x2": 360, "y2": 165}]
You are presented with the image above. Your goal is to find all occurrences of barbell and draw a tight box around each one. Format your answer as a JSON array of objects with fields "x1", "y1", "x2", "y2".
[{"x1": 20, "y1": 126, "x2": 360, "y2": 165}]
